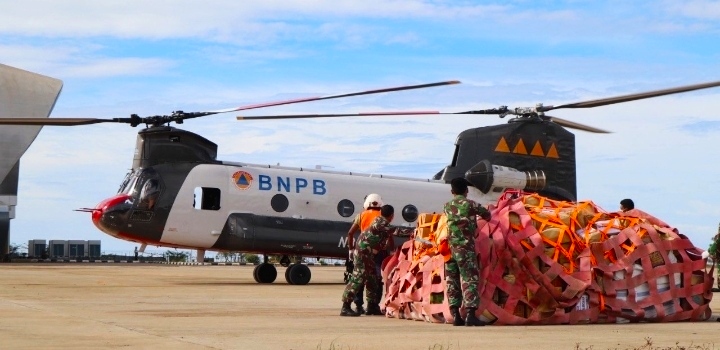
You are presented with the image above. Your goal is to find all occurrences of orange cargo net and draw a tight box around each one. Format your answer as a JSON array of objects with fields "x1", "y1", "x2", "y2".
[{"x1": 382, "y1": 194, "x2": 715, "y2": 325}]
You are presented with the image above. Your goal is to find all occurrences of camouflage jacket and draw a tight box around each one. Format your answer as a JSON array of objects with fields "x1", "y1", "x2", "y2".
[
  {"x1": 443, "y1": 194, "x2": 491, "y2": 247},
  {"x1": 356, "y1": 216, "x2": 413, "y2": 253}
]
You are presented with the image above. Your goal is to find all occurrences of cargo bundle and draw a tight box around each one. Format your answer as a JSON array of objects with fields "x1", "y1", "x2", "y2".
[{"x1": 382, "y1": 194, "x2": 714, "y2": 325}]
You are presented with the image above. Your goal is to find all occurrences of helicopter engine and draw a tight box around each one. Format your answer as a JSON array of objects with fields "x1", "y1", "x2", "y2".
[{"x1": 465, "y1": 160, "x2": 546, "y2": 195}]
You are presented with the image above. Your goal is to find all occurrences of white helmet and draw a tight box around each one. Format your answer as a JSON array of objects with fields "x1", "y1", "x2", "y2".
[{"x1": 363, "y1": 193, "x2": 383, "y2": 209}]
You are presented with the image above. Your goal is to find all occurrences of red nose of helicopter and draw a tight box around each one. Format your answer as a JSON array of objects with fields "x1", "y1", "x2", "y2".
[{"x1": 91, "y1": 194, "x2": 133, "y2": 238}]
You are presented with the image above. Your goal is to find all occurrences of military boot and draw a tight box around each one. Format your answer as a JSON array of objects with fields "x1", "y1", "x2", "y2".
[
  {"x1": 355, "y1": 303, "x2": 365, "y2": 315},
  {"x1": 340, "y1": 302, "x2": 360, "y2": 317},
  {"x1": 450, "y1": 306, "x2": 465, "y2": 326},
  {"x1": 365, "y1": 303, "x2": 384, "y2": 316},
  {"x1": 464, "y1": 307, "x2": 486, "y2": 327}
]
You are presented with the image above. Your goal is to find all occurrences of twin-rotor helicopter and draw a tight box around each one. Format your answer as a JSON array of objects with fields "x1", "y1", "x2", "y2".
[{"x1": 2, "y1": 76, "x2": 719, "y2": 285}]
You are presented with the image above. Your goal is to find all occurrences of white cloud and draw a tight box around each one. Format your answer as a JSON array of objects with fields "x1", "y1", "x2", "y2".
[
  {"x1": 0, "y1": 1, "x2": 504, "y2": 39},
  {"x1": 8, "y1": 1, "x2": 710, "y2": 46},
  {"x1": 0, "y1": 43, "x2": 176, "y2": 78},
  {"x1": 662, "y1": 0, "x2": 720, "y2": 20}
]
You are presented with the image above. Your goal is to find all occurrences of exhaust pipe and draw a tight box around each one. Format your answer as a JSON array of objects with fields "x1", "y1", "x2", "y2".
[{"x1": 465, "y1": 160, "x2": 546, "y2": 194}]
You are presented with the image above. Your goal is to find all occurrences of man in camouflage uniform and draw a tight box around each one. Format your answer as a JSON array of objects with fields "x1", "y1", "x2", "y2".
[
  {"x1": 345, "y1": 193, "x2": 384, "y2": 314},
  {"x1": 444, "y1": 177, "x2": 491, "y2": 326},
  {"x1": 340, "y1": 204, "x2": 413, "y2": 317}
]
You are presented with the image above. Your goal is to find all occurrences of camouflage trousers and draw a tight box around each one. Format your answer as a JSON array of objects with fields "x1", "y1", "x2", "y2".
[
  {"x1": 352, "y1": 250, "x2": 388, "y2": 306},
  {"x1": 342, "y1": 249, "x2": 379, "y2": 304},
  {"x1": 445, "y1": 244, "x2": 480, "y2": 308}
]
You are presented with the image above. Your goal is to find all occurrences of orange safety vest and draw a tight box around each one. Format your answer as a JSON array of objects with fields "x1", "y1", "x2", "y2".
[{"x1": 359, "y1": 208, "x2": 382, "y2": 231}]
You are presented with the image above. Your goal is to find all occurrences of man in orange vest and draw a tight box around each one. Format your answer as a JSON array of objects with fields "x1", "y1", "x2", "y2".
[
  {"x1": 345, "y1": 193, "x2": 384, "y2": 314},
  {"x1": 341, "y1": 204, "x2": 413, "y2": 317}
]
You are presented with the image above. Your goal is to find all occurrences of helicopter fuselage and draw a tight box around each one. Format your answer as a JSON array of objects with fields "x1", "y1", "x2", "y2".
[
  {"x1": 93, "y1": 161, "x2": 479, "y2": 256},
  {"x1": 88, "y1": 126, "x2": 525, "y2": 284}
]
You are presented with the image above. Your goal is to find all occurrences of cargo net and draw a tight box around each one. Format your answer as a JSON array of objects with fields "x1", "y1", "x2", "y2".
[{"x1": 382, "y1": 194, "x2": 715, "y2": 325}]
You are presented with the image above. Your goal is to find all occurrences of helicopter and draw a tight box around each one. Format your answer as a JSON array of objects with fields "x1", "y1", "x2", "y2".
[{"x1": 2, "y1": 66, "x2": 720, "y2": 284}]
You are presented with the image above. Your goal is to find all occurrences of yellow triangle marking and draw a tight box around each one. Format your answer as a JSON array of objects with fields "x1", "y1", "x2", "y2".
[
  {"x1": 530, "y1": 141, "x2": 545, "y2": 157},
  {"x1": 495, "y1": 137, "x2": 510, "y2": 153},
  {"x1": 546, "y1": 143, "x2": 559, "y2": 158},
  {"x1": 513, "y1": 139, "x2": 528, "y2": 155}
]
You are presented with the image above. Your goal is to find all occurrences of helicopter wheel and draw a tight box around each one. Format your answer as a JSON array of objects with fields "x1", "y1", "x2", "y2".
[
  {"x1": 279, "y1": 255, "x2": 291, "y2": 267},
  {"x1": 284, "y1": 264, "x2": 293, "y2": 284},
  {"x1": 253, "y1": 263, "x2": 277, "y2": 284},
  {"x1": 286, "y1": 263, "x2": 311, "y2": 285},
  {"x1": 253, "y1": 265, "x2": 260, "y2": 283}
]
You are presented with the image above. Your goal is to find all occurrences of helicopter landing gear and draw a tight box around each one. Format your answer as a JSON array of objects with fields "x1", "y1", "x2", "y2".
[
  {"x1": 279, "y1": 255, "x2": 291, "y2": 267},
  {"x1": 284, "y1": 263, "x2": 311, "y2": 285},
  {"x1": 253, "y1": 255, "x2": 277, "y2": 283},
  {"x1": 253, "y1": 263, "x2": 277, "y2": 283}
]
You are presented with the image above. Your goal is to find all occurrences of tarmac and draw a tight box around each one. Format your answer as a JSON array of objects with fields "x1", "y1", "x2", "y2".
[{"x1": 0, "y1": 264, "x2": 717, "y2": 350}]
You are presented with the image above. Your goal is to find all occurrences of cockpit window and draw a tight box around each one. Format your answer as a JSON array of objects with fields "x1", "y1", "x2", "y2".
[{"x1": 139, "y1": 179, "x2": 161, "y2": 209}]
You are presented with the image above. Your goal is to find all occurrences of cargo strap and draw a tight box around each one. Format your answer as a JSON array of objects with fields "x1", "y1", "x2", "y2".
[{"x1": 382, "y1": 194, "x2": 715, "y2": 325}]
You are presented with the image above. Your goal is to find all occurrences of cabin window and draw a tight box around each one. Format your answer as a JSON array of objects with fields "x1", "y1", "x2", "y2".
[
  {"x1": 193, "y1": 187, "x2": 221, "y2": 210},
  {"x1": 401, "y1": 204, "x2": 419, "y2": 222},
  {"x1": 337, "y1": 199, "x2": 355, "y2": 218},
  {"x1": 271, "y1": 194, "x2": 289, "y2": 212}
]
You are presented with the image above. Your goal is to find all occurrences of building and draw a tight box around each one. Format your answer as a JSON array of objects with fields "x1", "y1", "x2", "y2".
[
  {"x1": 28, "y1": 239, "x2": 101, "y2": 258},
  {"x1": 1, "y1": 64, "x2": 63, "y2": 259}
]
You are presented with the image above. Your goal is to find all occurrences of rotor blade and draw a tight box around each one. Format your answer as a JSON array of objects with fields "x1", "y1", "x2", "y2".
[
  {"x1": 237, "y1": 111, "x2": 444, "y2": 120},
  {"x1": 454, "y1": 107, "x2": 508, "y2": 115},
  {"x1": 209, "y1": 80, "x2": 460, "y2": 114},
  {"x1": 543, "y1": 80, "x2": 720, "y2": 111},
  {"x1": 0, "y1": 118, "x2": 120, "y2": 126},
  {"x1": 547, "y1": 116, "x2": 610, "y2": 133}
]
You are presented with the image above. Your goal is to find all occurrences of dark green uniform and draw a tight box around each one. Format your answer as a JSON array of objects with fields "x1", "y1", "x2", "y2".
[
  {"x1": 444, "y1": 194, "x2": 490, "y2": 309},
  {"x1": 342, "y1": 216, "x2": 411, "y2": 304}
]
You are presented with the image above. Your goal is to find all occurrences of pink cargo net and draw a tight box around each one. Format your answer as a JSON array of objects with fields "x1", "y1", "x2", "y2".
[{"x1": 382, "y1": 194, "x2": 715, "y2": 325}]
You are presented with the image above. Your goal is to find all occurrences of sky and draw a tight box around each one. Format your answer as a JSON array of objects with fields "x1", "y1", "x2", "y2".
[{"x1": 1, "y1": 0, "x2": 720, "y2": 257}]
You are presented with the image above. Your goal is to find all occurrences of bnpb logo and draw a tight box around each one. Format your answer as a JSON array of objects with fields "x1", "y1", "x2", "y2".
[{"x1": 232, "y1": 171, "x2": 253, "y2": 190}]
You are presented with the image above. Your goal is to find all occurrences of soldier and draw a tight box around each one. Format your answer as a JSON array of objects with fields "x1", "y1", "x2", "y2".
[
  {"x1": 444, "y1": 177, "x2": 491, "y2": 327},
  {"x1": 340, "y1": 204, "x2": 412, "y2": 317},
  {"x1": 345, "y1": 193, "x2": 384, "y2": 314}
]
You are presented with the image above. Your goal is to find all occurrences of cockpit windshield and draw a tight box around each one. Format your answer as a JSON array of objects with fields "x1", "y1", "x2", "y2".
[
  {"x1": 117, "y1": 168, "x2": 162, "y2": 210},
  {"x1": 117, "y1": 170, "x2": 140, "y2": 195}
]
